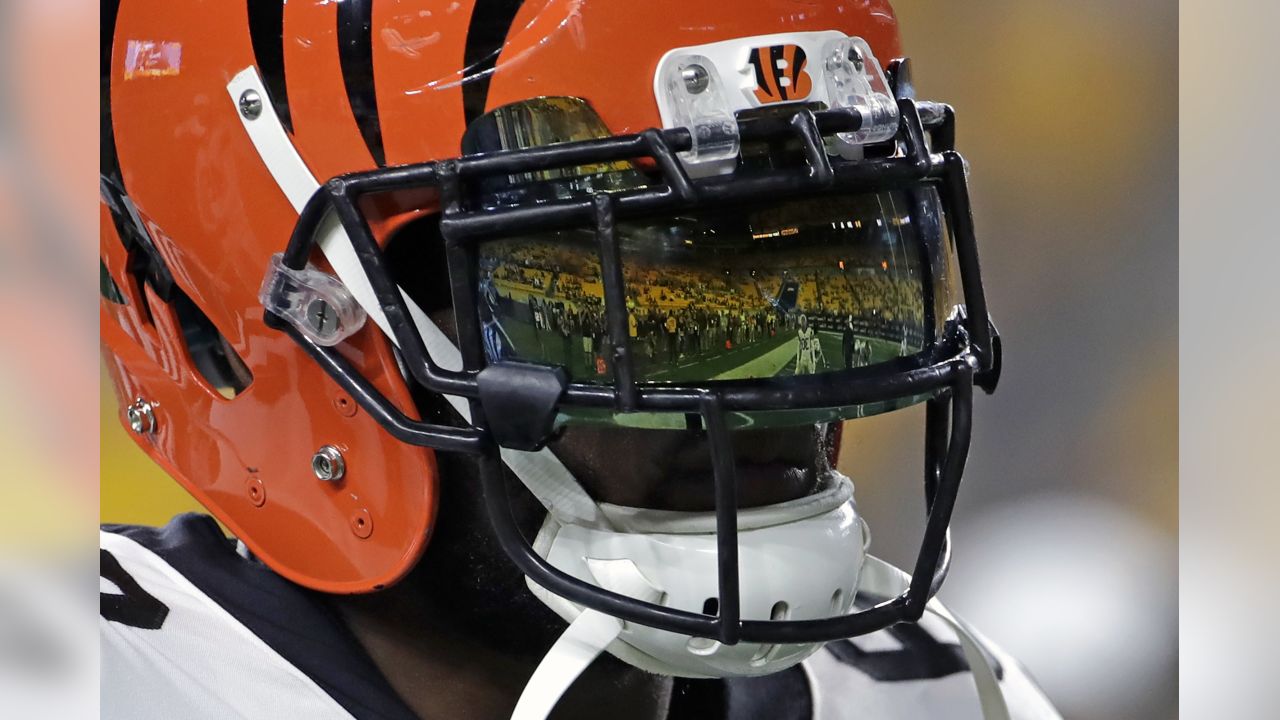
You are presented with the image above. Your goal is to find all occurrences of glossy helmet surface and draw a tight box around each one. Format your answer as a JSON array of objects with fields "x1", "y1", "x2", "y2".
[{"x1": 102, "y1": 0, "x2": 998, "y2": 657}]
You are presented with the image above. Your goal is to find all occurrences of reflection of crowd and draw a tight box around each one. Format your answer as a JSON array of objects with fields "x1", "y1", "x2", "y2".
[
  {"x1": 484, "y1": 239, "x2": 926, "y2": 377},
  {"x1": 512, "y1": 294, "x2": 785, "y2": 377},
  {"x1": 524, "y1": 296, "x2": 609, "y2": 377},
  {"x1": 491, "y1": 264, "x2": 550, "y2": 290},
  {"x1": 813, "y1": 272, "x2": 922, "y2": 323},
  {"x1": 628, "y1": 304, "x2": 782, "y2": 365}
]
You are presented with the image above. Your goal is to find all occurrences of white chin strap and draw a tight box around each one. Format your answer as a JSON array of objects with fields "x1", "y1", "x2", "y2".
[
  {"x1": 511, "y1": 611, "x2": 621, "y2": 720},
  {"x1": 227, "y1": 68, "x2": 1008, "y2": 720},
  {"x1": 855, "y1": 558, "x2": 1011, "y2": 720}
]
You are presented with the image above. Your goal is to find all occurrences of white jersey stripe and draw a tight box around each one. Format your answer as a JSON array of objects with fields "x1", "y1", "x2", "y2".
[{"x1": 101, "y1": 531, "x2": 356, "y2": 720}]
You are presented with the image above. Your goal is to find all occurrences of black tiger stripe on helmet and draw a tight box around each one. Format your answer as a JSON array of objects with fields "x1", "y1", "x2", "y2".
[{"x1": 247, "y1": 0, "x2": 293, "y2": 135}]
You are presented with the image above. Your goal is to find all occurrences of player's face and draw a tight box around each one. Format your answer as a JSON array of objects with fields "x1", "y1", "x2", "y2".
[{"x1": 547, "y1": 422, "x2": 826, "y2": 512}]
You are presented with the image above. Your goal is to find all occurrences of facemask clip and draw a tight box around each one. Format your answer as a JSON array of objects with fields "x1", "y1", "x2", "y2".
[
  {"x1": 259, "y1": 253, "x2": 366, "y2": 347},
  {"x1": 658, "y1": 54, "x2": 741, "y2": 177},
  {"x1": 822, "y1": 37, "x2": 899, "y2": 150}
]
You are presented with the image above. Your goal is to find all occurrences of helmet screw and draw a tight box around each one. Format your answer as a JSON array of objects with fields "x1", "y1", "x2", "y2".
[
  {"x1": 847, "y1": 46, "x2": 865, "y2": 71},
  {"x1": 238, "y1": 89, "x2": 263, "y2": 120},
  {"x1": 312, "y1": 445, "x2": 345, "y2": 482},
  {"x1": 305, "y1": 298, "x2": 338, "y2": 336},
  {"x1": 681, "y1": 64, "x2": 710, "y2": 94},
  {"x1": 126, "y1": 398, "x2": 156, "y2": 435}
]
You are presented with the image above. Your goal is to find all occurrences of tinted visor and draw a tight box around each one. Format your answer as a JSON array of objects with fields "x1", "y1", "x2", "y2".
[
  {"x1": 477, "y1": 187, "x2": 958, "y2": 425},
  {"x1": 465, "y1": 98, "x2": 962, "y2": 428}
]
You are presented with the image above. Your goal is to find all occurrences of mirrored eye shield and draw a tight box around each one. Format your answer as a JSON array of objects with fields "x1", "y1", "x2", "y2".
[{"x1": 267, "y1": 99, "x2": 999, "y2": 458}]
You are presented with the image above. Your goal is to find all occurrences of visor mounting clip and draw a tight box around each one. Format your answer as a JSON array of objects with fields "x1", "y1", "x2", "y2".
[
  {"x1": 477, "y1": 362, "x2": 568, "y2": 451},
  {"x1": 975, "y1": 318, "x2": 1002, "y2": 395}
]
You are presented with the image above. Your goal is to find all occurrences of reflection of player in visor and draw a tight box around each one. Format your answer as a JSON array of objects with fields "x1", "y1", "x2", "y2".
[
  {"x1": 479, "y1": 276, "x2": 507, "y2": 362},
  {"x1": 841, "y1": 314, "x2": 872, "y2": 370},
  {"x1": 794, "y1": 314, "x2": 825, "y2": 375}
]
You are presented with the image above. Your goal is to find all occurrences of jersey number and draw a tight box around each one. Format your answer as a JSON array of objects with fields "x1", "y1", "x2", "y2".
[{"x1": 101, "y1": 549, "x2": 169, "y2": 630}]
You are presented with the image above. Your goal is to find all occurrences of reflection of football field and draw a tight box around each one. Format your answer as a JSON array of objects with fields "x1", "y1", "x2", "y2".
[
  {"x1": 770, "y1": 333, "x2": 903, "y2": 377},
  {"x1": 500, "y1": 318, "x2": 907, "y2": 382},
  {"x1": 647, "y1": 332, "x2": 796, "y2": 382},
  {"x1": 500, "y1": 318, "x2": 590, "y2": 372},
  {"x1": 649, "y1": 332, "x2": 907, "y2": 381}
]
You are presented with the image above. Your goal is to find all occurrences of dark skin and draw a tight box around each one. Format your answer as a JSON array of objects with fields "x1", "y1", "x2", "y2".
[{"x1": 330, "y1": 310, "x2": 831, "y2": 720}]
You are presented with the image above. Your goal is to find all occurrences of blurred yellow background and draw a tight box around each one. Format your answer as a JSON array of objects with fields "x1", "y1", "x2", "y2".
[{"x1": 100, "y1": 370, "x2": 205, "y2": 526}]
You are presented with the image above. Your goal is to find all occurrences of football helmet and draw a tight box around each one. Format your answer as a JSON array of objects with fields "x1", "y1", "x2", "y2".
[{"x1": 101, "y1": 0, "x2": 999, "y2": 699}]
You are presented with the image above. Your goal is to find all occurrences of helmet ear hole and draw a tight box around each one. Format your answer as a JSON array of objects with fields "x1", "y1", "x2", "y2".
[{"x1": 171, "y1": 289, "x2": 253, "y2": 399}]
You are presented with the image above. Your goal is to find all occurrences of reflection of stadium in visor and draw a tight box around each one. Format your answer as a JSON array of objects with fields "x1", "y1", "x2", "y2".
[{"x1": 477, "y1": 188, "x2": 960, "y2": 426}]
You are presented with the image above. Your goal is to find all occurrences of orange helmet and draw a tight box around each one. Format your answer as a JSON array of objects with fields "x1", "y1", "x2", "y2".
[{"x1": 102, "y1": 0, "x2": 999, "y2": 672}]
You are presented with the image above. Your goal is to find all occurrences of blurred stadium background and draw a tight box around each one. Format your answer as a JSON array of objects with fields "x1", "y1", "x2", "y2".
[
  {"x1": 92, "y1": 1, "x2": 1178, "y2": 718},
  {"x1": 842, "y1": 2, "x2": 1178, "y2": 719}
]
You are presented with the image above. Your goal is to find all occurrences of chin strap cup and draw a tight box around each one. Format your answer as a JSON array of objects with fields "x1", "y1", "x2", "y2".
[{"x1": 513, "y1": 556, "x2": 1010, "y2": 720}]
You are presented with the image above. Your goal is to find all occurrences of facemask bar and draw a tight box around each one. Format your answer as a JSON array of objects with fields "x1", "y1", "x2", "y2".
[
  {"x1": 264, "y1": 97, "x2": 998, "y2": 644},
  {"x1": 476, "y1": 372, "x2": 969, "y2": 646}
]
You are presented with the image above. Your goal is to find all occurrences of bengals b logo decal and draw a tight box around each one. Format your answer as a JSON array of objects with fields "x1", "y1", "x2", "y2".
[{"x1": 748, "y1": 44, "x2": 813, "y2": 104}]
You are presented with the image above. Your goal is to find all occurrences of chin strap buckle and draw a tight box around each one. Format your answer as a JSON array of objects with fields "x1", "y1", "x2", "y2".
[
  {"x1": 975, "y1": 317, "x2": 1002, "y2": 395},
  {"x1": 951, "y1": 307, "x2": 1002, "y2": 395},
  {"x1": 478, "y1": 362, "x2": 569, "y2": 451}
]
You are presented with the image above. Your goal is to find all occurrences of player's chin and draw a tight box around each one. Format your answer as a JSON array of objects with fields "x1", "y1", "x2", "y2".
[
  {"x1": 654, "y1": 460, "x2": 819, "y2": 511},
  {"x1": 551, "y1": 422, "x2": 824, "y2": 512}
]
